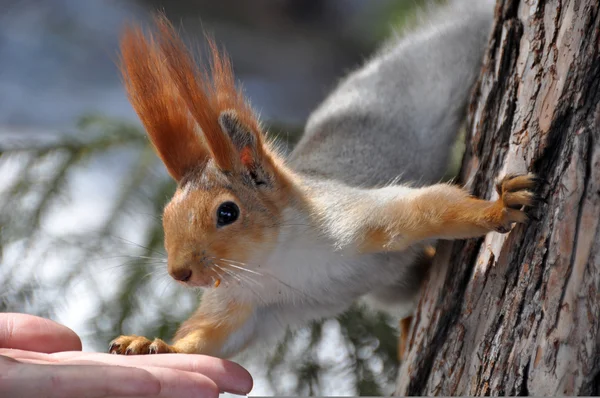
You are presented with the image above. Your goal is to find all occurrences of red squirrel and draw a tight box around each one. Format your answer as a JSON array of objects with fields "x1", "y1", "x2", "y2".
[{"x1": 110, "y1": 0, "x2": 538, "y2": 359}]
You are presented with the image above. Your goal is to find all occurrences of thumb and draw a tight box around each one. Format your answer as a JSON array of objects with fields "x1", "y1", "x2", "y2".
[{"x1": 0, "y1": 313, "x2": 82, "y2": 353}]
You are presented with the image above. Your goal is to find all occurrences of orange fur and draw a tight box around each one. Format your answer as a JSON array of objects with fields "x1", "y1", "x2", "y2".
[
  {"x1": 118, "y1": 14, "x2": 298, "y2": 289},
  {"x1": 150, "y1": 14, "x2": 297, "y2": 199},
  {"x1": 109, "y1": 299, "x2": 253, "y2": 356},
  {"x1": 110, "y1": 177, "x2": 280, "y2": 357},
  {"x1": 112, "y1": 14, "x2": 536, "y2": 362},
  {"x1": 360, "y1": 227, "x2": 390, "y2": 253},
  {"x1": 111, "y1": 16, "x2": 301, "y2": 358},
  {"x1": 119, "y1": 25, "x2": 208, "y2": 181},
  {"x1": 360, "y1": 174, "x2": 536, "y2": 253},
  {"x1": 496, "y1": 174, "x2": 537, "y2": 193},
  {"x1": 120, "y1": 15, "x2": 299, "y2": 285},
  {"x1": 172, "y1": 299, "x2": 254, "y2": 356},
  {"x1": 154, "y1": 15, "x2": 264, "y2": 171},
  {"x1": 163, "y1": 184, "x2": 278, "y2": 286}
]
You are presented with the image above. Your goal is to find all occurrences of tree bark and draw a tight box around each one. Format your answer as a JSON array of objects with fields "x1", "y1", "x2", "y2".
[{"x1": 396, "y1": 0, "x2": 600, "y2": 395}]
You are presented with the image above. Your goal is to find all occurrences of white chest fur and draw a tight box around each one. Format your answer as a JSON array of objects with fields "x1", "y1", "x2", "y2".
[{"x1": 228, "y1": 207, "x2": 419, "y2": 310}]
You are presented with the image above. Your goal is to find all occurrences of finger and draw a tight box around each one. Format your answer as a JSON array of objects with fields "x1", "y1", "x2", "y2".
[
  {"x1": 0, "y1": 348, "x2": 60, "y2": 362},
  {"x1": 0, "y1": 356, "x2": 161, "y2": 398},
  {"x1": 0, "y1": 313, "x2": 82, "y2": 352},
  {"x1": 51, "y1": 351, "x2": 253, "y2": 394},
  {"x1": 6, "y1": 359, "x2": 220, "y2": 398},
  {"x1": 113, "y1": 365, "x2": 219, "y2": 398},
  {"x1": 6, "y1": 350, "x2": 253, "y2": 395}
]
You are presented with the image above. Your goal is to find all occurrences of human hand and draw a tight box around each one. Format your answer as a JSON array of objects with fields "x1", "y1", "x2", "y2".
[{"x1": 0, "y1": 313, "x2": 253, "y2": 398}]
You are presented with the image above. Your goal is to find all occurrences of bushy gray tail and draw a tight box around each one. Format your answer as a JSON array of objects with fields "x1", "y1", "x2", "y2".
[{"x1": 290, "y1": 0, "x2": 495, "y2": 187}]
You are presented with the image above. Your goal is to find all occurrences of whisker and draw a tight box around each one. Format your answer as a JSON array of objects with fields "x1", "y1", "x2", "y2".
[
  {"x1": 142, "y1": 271, "x2": 159, "y2": 280},
  {"x1": 212, "y1": 264, "x2": 239, "y2": 287},
  {"x1": 214, "y1": 263, "x2": 262, "y2": 290},
  {"x1": 213, "y1": 263, "x2": 269, "y2": 306},
  {"x1": 98, "y1": 259, "x2": 167, "y2": 273},
  {"x1": 217, "y1": 263, "x2": 263, "y2": 287},
  {"x1": 109, "y1": 235, "x2": 166, "y2": 256},
  {"x1": 98, "y1": 254, "x2": 167, "y2": 261},
  {"x1": 217, "y1": 260, "x2": 264, "y2": 276},
  {"x1": 216, "y1": 258, "x2": 315, "y2": 303},
  {"x1": 158, "y1": 274, "x2": 174, "y2": 298}
]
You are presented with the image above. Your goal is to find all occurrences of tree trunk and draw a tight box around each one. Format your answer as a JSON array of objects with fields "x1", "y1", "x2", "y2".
[{"x1": 395, "y1": 0, "x2": 600, "y2": 395}]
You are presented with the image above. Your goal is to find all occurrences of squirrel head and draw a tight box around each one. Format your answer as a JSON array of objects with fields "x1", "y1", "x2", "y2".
[{"x1": 119, "y1": 15, "x2": 296, "y2": 287}]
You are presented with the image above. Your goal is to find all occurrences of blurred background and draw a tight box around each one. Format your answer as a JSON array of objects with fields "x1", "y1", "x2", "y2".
[{"x1": 0, "y1": 0, "x2": 443, "y2": 395}]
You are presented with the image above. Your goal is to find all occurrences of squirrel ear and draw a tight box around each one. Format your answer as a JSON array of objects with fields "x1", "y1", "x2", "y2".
[
  {"x1": 119, "y1": 25, "x2": 208, "y2": 181},
  {"x1": 218, "y1": 110, "x2": 260, "y2": 169}
]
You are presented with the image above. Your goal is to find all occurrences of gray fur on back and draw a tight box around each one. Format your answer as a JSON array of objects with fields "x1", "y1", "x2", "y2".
[{"x1": 289, "y1": 0, "x2": 495, "y2": 188}]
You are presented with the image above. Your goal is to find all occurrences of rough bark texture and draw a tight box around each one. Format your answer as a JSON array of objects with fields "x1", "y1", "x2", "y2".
[{"x1": 396, "y1": 0, "x2": 600, "y2": 395}]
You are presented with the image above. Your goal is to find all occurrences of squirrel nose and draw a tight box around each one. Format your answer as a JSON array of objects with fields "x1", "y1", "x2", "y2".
[{"x1": 170, "y1": 268, "x2": 192, "y2": 282}]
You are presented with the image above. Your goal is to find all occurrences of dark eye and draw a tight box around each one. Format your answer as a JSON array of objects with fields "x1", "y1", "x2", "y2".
[{"x1": 216, "y1": 201, "x2": 239, "y2": 227}]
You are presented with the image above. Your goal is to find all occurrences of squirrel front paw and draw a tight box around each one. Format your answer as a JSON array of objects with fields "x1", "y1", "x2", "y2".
[
  {"x1": 109, "y1": 335, "x2": 178, "y2": 355},
  {"x1": 490, "y1": 173, "x2": 541, "y2": 233}
]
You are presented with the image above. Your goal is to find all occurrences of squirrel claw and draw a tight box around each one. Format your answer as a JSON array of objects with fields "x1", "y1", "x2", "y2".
[{"x1": 108, "y1": 342, "x2": 120, "y2": 354}]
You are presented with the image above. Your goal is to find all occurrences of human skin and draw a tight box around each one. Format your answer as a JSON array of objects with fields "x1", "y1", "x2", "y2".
[{"x1": 0, "y1": 313, "x2": 253, "y2": 398}]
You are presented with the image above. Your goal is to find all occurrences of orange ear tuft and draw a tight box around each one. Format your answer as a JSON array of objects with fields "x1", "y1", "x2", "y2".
[
  {"x1": 154, "y1": 15, "x2": 265, "y2": 172},
  {"x1": 154, "y1": 15, "x2": 236, "y2": 171},
  {"x1": 119, "y1": 24, "x2": 208, "y2": 181}
]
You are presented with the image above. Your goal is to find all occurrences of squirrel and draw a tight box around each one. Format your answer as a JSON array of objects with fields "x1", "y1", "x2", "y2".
[{"x1": 109, "y1": 0, "x2": 538, "y2": 360}]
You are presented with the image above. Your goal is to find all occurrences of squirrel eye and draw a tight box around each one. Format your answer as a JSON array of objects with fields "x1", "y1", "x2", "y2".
[{"x1": 216, "y1": 202, "x2": 239, "y2": 227}]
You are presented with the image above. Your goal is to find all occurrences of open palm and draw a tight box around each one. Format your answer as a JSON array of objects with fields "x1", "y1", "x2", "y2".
[{"x1": 0, "y1": 313, "x2": 252, "y2": 398}]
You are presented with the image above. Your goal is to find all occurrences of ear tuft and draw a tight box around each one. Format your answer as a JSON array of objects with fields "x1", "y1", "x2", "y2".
[{"x1": 119, "y1": 23, "x2": 208, "y2": 182}]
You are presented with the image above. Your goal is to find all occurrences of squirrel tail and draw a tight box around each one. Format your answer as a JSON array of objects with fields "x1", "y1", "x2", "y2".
[{"x1": 292, "y1": 0, "x2": 495, "y2": 187}]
